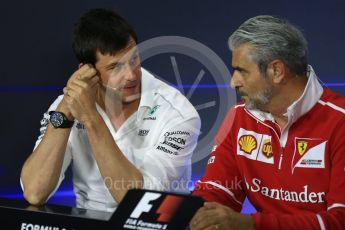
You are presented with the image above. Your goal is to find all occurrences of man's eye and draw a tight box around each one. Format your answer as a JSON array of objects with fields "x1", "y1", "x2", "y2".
[
  {"x1": 108, "y1": 64, "x2": 122, "y2": 72},
  {"x1": 130, "y1": 55, "x2": 139, "y2": 65}
]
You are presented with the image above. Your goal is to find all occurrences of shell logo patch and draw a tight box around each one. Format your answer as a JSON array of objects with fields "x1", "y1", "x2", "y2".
[
  {"x1": 238, "y1": 135, "x2": 257, "y2": 154},
  {"x1": 236, "y1": 128, "x2": 274, "y2": 164}
]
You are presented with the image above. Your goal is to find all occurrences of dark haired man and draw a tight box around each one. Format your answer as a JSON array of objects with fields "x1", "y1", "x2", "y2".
[{"x1": 21, "y1": 8, "x2": 200, "y2": 212}]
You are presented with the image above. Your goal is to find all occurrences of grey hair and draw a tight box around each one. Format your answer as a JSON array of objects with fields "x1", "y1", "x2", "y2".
[{"x1": 228, "y1": 15, "x2": 308, "y2": 75}]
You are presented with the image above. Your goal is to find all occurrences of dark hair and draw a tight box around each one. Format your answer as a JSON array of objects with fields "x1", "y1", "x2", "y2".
[{"x1": 72, "y1": 8, "x2": 138, "y2": 65}]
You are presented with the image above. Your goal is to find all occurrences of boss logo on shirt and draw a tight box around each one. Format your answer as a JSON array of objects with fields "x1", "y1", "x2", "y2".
[{"x1": 138, "y1": 129, "x2": 150, "y2": 136}]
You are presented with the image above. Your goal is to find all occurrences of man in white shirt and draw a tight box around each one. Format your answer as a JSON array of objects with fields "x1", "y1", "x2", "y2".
[{"x1": 20, "y1": 8, "x2": 200, "y2": 212}]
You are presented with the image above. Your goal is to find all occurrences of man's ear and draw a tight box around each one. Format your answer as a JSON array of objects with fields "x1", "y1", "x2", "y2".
[
  {"x1": 78, "y1": 63, "x2": 84, "y2": 69},
  {"x1": 267, "y1": 60, "x2": 285, "y2": 84}
]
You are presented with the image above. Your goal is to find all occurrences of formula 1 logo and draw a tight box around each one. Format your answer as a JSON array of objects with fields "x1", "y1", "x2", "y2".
[{"x1": 129, "y1": 192, "x2": 184, "y2": 223}]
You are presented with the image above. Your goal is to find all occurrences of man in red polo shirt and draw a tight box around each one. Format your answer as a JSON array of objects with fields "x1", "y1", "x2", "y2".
[{"x1": 191, "y1": 15, "x2": 345, "y2": 230}]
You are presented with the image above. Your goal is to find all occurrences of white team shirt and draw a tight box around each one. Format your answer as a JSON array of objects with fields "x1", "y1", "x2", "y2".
[{"x1": 23, "y1": 68, "x2": 201, "y2": 212}]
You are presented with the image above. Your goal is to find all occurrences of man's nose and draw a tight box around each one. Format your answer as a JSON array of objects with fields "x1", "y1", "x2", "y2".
[
  {"x1": 230, "y1": 72, "x2": 242, "y2": 89},
  {"x1": 124, "y1": 64, "x2": 136, "y2": 81}
]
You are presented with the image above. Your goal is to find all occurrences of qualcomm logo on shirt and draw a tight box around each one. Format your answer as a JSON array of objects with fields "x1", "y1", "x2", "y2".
[{"x1": 236, "y1": 128, "x2": 274, "y2": 164}]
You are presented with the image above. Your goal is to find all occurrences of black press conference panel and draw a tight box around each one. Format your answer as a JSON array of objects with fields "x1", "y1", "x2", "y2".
[
  {"x1": 0, "y1": 189, "x2": 204, "y2": 230},
  {"x1": 0, "y1": 197, "x2": 113, "y2": 229}
]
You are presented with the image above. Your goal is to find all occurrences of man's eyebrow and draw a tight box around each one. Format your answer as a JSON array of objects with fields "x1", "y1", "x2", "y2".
[
  {"x1": 105, "y1": 62, "x2": 120, "y2": 69},
  {"x1": 232, "y1": 66, "x2": 246, "y2": 72}
]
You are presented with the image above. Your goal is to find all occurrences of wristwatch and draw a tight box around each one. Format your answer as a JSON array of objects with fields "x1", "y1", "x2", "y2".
[{"x1": 49, "y1": 111, "x2": 74, "y2": 128}]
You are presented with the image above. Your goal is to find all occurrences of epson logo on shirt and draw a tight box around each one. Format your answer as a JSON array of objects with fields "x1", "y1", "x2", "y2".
[
  {"x1": 164, "y1": 136, "x2": 186, "y2": 145},
  {"x1": 21, "y1": 223, "x2": 66, "y2": 230}
]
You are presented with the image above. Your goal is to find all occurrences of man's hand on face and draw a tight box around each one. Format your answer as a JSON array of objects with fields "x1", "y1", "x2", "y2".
[
  {"x1": 190, "y1": 202, "x2": 255, "y2": 230},
  {"x1": 63, "y1": 64, "x2": 100, "y2": 125}
]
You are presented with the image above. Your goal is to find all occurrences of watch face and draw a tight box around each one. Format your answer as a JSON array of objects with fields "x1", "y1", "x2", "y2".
[{"x1": 50, "y1": 112, "x2": 64, "y2": 128}]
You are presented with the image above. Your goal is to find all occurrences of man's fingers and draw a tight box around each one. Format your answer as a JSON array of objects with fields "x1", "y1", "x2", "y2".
[
  {"x1": 77, "y1": 64, "x2": 93, "y2": 76},
  {"x1": 78, "y1": 66, "x2": 97, "y2": 80},
  {"x1": 70, "y1": 64, "x2": 97, "y2": 82},
  {"x1": 191, "y1": 207, "x2": 220, "y2": 230},
  {"x1": 191, "y1": 215, "x2": 222, "y2": 230},
  {"x1": 204, "y1": 202, "x2": 220, "y2": 209},
  {"x1": 71, "y1": 79, "x2": 89, "y2": 89},
  {"x1": 202, "y1": 226, "x2": 220, "y2": 230},
  {"x1": 63, "y1": 87, "x2": 68, "y2": 94},
  {"x1": 90, "y1": 75, "x2": 100, "y2": 87},
  {"x1": 69, "y1": 76, "x2": 99, "y2": 89}
]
